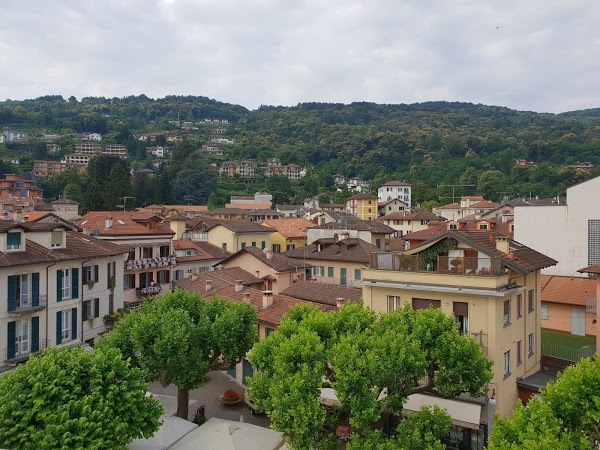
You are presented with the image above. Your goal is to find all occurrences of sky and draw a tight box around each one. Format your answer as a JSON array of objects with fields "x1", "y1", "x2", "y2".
[{"x1": 1, "y1": 0, "x2": 599, "y2": 113}]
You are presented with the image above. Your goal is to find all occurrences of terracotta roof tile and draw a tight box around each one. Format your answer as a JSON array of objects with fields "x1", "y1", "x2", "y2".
[
  {"x1": 381, "y1": 181, "x2": 411, "y2": 186},
  {"x1": 403, "y1": 224, "x2": 447, "y2": 241},
  {"x1": 347, "y1": 193, "x2": 378, "y2": 200},
  {"x1": 218, "y1": 246, "x2": 312, "y2": 272},
  {"x1": 380, "y1": 209, "x2": 443, "y2": 221},
  {"x1": 75, "y1": 211, "x2": 175, "y2": 237},
  {"x1": 541, "y1": 275, "x2": 597, "y2": 306},
  {"x1": 173, "y1": 267, "x2": 263, "y2": 296},
  {"x1": 285, "y1": 238, "x2": 384, "y2": 264},
  {"x1": 578, "y1": 264, "x2": 600, "y2": 274},
  {"x1": 208, "y1": 220, "x2": 274, "y2": 233},
  {"x1": 261, "y1": 218, "x2": 314, "y2": 239},
  {"x1": 280, "y1": 281, "x2": 362, "y2": 307}
]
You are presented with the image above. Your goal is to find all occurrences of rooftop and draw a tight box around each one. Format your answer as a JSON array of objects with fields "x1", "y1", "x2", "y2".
[
  {"x1": 285, "y1": 238, "x2": 384, "y2": 264},
  {"x1": 217, "y1": 246, "x2": 312, "y2": 273},
  {"x1": 261, "y1": 218, "x2": 314, "y2": 239},
  {"x1": 280, "y1": 281, "x2": 362, "y2": 307},
  {"x1": 541, "y1": 275, "x2": 597, "y2": 306},
  {"x1": 75, "y1": 211, "x2": 175, "y2": 237}
]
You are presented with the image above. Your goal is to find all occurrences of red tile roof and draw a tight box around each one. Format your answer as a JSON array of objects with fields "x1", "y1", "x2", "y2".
[
  {"x1": 578, "y1": 264, "x2": 600, "y2": 274},
  {"x1": 218, "y1": 246, "x2": 312, "y2": 272},
  {"x1": 436, "y1": 203, "x2": 461, "y2": 210},
  {"x1": 381, "y1": 181, "x2": 411, "y2": 186},
  {"x1": 261, "y1": 218, "x2": 314, "y2": 239},
  {"x1": 541, "y1": 275, "x2": 597, "y2": 306},
  {"x1": 174, "y1": 240, "x2": 226, "y2": 262},
  {"x1": 75, "y1": 211, "x2": 175, "y2": 237},
  {"x1": 173, "y1": 267, "x2": 264, "y2": 296},
  {"x1": 347, "y1": 193, "x2": 378, "y2": 200},
  {"x1": 285, "y1": 238, "x2": 383, "y2": 264},
  {"x1": 280, "y1": 281, "x2": 362, "y2": 307},
  {"x1": 380, "y1": 209, "x2": 443, "y2": 222}
]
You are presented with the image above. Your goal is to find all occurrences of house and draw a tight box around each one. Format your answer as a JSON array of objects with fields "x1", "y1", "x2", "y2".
[
  {"x1": 362, "y1": 229, "x2": 557, "y2": 420},
  {"x1": 103, "y1": 145, "x2": 128, "y2": 157},
  {"x1": 377, "y1": 181, "x2": 412, "y2": 205},
  {"x1": 514, "y1": 175, "x2": 600, "y2": 276},
  {"x1": 308, "y1": 212, "x2": 395, "y2": 251},
  {"x1": 573, "y1": 161, "x2": 593, "y2": 170},
  {"x1": 139, "y1": 204, "x2": 208, "y2": 220},
  {"x1": 285, "y1": 236, "x2": 384, "y2": 287},
  {"x1": 346, "y1": 193, "x2": 378, "y2": 221},
  {"x1": 228, "y1": 192, "x2": 273, "y2": 208},
  {"x1": 203, "y1": 208, "x2": 250, "y2": 220},
  {"x1": 577, "y1": 264, "x2": 600, "y2": 349},
  {"x1": 174, "y1": 268, "x2": 335, "y2": 386},
  {"x1": 1, "y1": 128, "x2": 26, "y2": 143},
  {"x1": 261, "y1": 218, "x2": 314, "y2": 252},
  {"x1": 81, "y1": 133, "x2": 102, "y2": 141},
  {"x1": 434, "y1": 196, "x2": 500, "y2": 221},
  {"x1": 275, "y1": 204, "x2": 305, "y2": 218},
  {"x1": 0, "y1": 221, "x2": 129, "y2": 370},
  {"x1": 33, "y1": 160, "x2": 68, "y2": 178},
  {"x1": 247, "y1": 209, "x2": 282, "y2": 222},
  {"x1": 0, "y1": 157, "x2": 20, "y2": 166},
  {"x1": 74, "y1": 211, "x2": 176, "y2": 305},
  {"x1": 146, "y1": 146, "x2": 172, "y2": 158},
  {"x1": 433, "y1": 202, "x2": 462, "y2": 221},
  {"x1": 219, "y1": 161, "x2": 257, "y2": 178},
  {"x1": 203, "y1": 220, "x2": 273, "y2": 253},
  {"x1": 172, "y1": 240, "x2": 229, "y2": 280},
  {"x1": 333, "y1": 174, "x2": 347, "y2": 185},
  {"x1": 264, "y1": 163, "x2": 306, "y2": 181},
  {"x1": 200, "y1": 145, "x2": 223, "y2": 155},
  {"x1": 48, "y1": 198, "x2": 79, "y2": 221},
  {"x1": 210, "y1": 137, "x2": 234, "y2": 145},
  {"x1": 379, "y1": 209, "x2": 444, "y2": 238},
  {"x1": 346, "y1": 177, "x2": 370, "y2": 193},
  {"x1": 166, "y1": 134, "x2": 183, "y2": 143},
  {"x1": 515, "y1": 159, "x2": 536, "y2": 168},
  {"x1": 377, "y1": 198, "x2": 408, "y2": 216},
  {"x1": 540, "y1": 275, "x2": 597, "y2": 339},
  {"x1": 0, "y1": 174, "x2": 44, "y2": 214},
  {"x1": 46, "y1": 143, "x2": 61, "y2": 154},
  {"x1": 216, "y1": 246, "x2": 312, "y2": 294}
]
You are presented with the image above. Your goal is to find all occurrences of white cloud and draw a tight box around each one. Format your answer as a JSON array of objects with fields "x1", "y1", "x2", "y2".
[{"x1": 0, "y1": 0, "x2": 599, "y2": 112}]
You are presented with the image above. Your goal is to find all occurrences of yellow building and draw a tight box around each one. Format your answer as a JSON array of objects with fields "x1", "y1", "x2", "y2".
[
  {"x1": 346, "y1": 193, "x2": 378, "y2": 221},
  {"x1": 261, "y1": 218, "x2": 314, "y2": 252},
  {"x1": 362, "y1": 230, "x2": 557, "y2": 420},
  {"x1": 206, "y1": 220, "x2": 273, "y2": 253}
]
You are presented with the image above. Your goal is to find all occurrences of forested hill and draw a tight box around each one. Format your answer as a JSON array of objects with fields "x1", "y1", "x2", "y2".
[{"x1": 1, "y1": 95, "x2": 600, "y2": 208}]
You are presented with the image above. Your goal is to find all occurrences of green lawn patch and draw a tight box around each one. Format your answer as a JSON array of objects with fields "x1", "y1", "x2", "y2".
[{"x1": 542, "y1": 329, "x2": 595, "y2": 350}]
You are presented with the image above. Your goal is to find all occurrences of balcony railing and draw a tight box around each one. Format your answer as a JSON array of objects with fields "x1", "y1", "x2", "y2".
[
  {"x1": 136, "y1": 285, "x2": 162, "y2": 297},
  {"x1": 309, "y1": 277, "x2": 361, "y2": 288},
  {"x1": 5, "y1": 339, "x2": 48, "y2": 363},
  {"x1": 370, "y1": 253, "x2": 504, "y2": 276},
  {"x1": 586, "y1": 297, "x2": 597, "y2": 314},
  {"x1": 126, "y1": 256, "x2": 177, "y2": 271},
  {"x1": 7, "y1": 294, "x2": 48, "y2": 314},
  {"x1": 182, "y1": 232, "x2": 208, "y2": 241}
]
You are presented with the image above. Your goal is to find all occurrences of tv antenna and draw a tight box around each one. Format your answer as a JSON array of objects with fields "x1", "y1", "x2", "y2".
[{"x1": 437, "y1": 184, "x2": 476, "y2": 204}]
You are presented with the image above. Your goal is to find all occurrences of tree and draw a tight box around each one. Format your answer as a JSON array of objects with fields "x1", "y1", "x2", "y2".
[
  {"x1": 476, "y1": 170, "x2": 509, "y2": 201},
  {"x1": 248, "y1": 304, "x2": 492, "y2": 449},
  {"x1": 489, "y1": 356, "x2": 600, "y2": 449},
  {"x1": 98, "y1": 289, "x2": 258, "y2": 419},
  {"x1": 171, "y1": 162, "x2": 217, "y2": 205},
  {"x1": 0, "y1": 346, "x2": 162, "y2": 450},
  {"x1": 104, "y1": 164, "x2": 133, "y2": 210}
]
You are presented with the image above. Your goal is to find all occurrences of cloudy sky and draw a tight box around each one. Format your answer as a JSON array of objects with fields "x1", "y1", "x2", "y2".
[{"x1": 1, "y1": 0, "x2": 599, "y2": 113}]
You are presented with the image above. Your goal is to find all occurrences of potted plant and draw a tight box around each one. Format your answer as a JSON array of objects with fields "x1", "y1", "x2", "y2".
[
  {"x1": 87, "y1": 279, "x2": 95, "y2": 289},
  {"x1": 220, "y1": 389, "x2": 241, "y2": 405},
  {"x1": 87, "y1": 317, "x2": 95, "y2": 328},
  {"x1": 108, "y1": 276, "x2": 116, "y2": 293}
]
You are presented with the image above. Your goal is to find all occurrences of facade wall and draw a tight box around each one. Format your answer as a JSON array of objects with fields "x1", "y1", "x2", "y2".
[
  {"x1": 309, "y1": 259, "x2": 365, "y2": 288},
  {"x1": 541, "y1": 302, "x2": 596, "y2": 337},
  {"x1": 207, "y1": 227, "x2": 272, "y2": 254}
]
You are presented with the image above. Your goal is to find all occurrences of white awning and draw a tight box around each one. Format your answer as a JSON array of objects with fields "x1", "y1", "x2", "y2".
[{"x1": 403, "y1": 393, "x2": 482, "y2": 430}]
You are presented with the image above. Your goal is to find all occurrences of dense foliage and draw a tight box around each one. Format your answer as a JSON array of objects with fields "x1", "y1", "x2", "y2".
[
  {"x1": 247, "y1": 303, "x2": 492, "y2": 449},
  {"x1": 488, "y1": 356, "x2": 600, "y2": 449},
  {"x1": 97, "y1": 289, "x2": 258, "y2": 419},
  {"x1": 0, "y1": 346, "x2": 162, "y2": 450},
  {"x1": 2, "y1": 95, "x2": 600, "y2": 210}
]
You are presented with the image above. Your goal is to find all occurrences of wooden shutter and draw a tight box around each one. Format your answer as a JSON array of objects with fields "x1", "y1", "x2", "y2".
[
  {"x1": 109, "y1": 294, "x2": 114, "y2": 314},
  {"x1": 31, "y1": 317, "x2": 39, "y2": 353},
  {"x1": 453, "y1": 302, "x2": 468, "y2": 317},
  {"x1": 71, "y1": 268, "x2": 79, "y2": 299},
  {"x1": 7, "y1": 321, "x2": 16, "y2": 360},
  {"x1": 82, "y1": 267, "x2": 88, "y2": 284},
  {"x1": 31, "y1": 273, "x2": 40, "y2": 307},
  {"x1": 94, "y1": 298, "x2": 100, "y2": 318},
  {"x1": 94, "y1": 265, "x2": 99, "y2": 283},
  {"x1": 71, "y1": 308, "x2": 78, "y2": 341},
  {"x1": 82, "y1": 301, "x2": 88, "y2": 321},
  {"x1": 412, "y1": 298, "x2": 441, "y2": 310},
  {"x1": 56, "y1": 270, "x2": 63, "y2": 302},
  {"x1": 504, "y1": 300, "x2": 510, "y2": 315},
  {"x1": 56, "y1": 311, "x2": 62, "y2": 344},
  {"x1": 7, "y1": 275, "x2": 17, "y2": 311}
]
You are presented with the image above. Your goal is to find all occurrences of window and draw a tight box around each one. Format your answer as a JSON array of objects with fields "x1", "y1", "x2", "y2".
[
  {"x1": 61, "y1": 309, "x2": 71, "y2": 341},
  {"x1": 528, "y1": 333, "x2": 534, "y2": 356},
  {"x1": 127, "y1": 250, "x2": 135, "y2": 261},
  {"x1": 588, "y1": 219, "x2": 600, "y2": 266},
  {"x1": 313, "y1": 266, "x2": 324, "y2": 277},
  {"x1": 185, "y1": 250, "x2": 193, "y2": 256},
  {"x1": 265, "y1": 327, "x2": 274, "y2": 337},
  {"x1": 82, "y1": 265, "x2": 99, "y2": 284},
  {"x1": 139, "y1": 272, "x2": 153, "y2": 288},
  {"x1": 517, "y1": 294, "x2": 523, "y2": 318},
  {"x1": 7, "y1": 273, "x2": 40, "y2": 311},
  {"x1": 387, "y1": 296, "x2": 400, "y2": 313},
  {"x1": 175, "y1": 270, "x2": 184, "y2": 280},
  {"x1": 241, "y1": 242, "x2": 246, "y2": 249},
  {"x1": 61, "y1": 269, "x2": 72, "y2": 300},
  {"x1": 453, "y1": 302, "x2": 469, "y2": 334},
  {"x1": 328, "y1": 267, "x2": 334, "y2": 278},
  {"x1": 157, "y1": 270, "x2": 170, "y2": 285},
  {"x1": 479, "y1": 224, "x2": 488, "y2": 230},
  {"x1": 354, "y1": 269, "x2": 361, "y2": 280},
  {"x1": 261, "y1": 241, "x2": 266, "y2": 249},
  {"x1": 517, "y1": 340, "x2": 523, "y2": 365},
  {"x1": 272, "y1": 244, "x2": 281, "y2": 253},
  {"x1": 82, "y1": 298, "x2": 100, "y2": 321},
  {"x1": 107, "y1": 261, "x2": 116, "y2": 287},
  {"x1": 6, "y1": 232, "x2": 21, "y2": 251},
  {"x1": 503, "y1": 300, "x2": 511, "y2": 326},
  {"x1": 51, "y1": 231, "x2": 62, "y2": 248},
  {"x1": 541, "y1": 303, "x2": 549, "y2": 320},
  {"x1": 503, "y1": 350, "x2": 511, "y2": 376},
  {"x1": 142, "y1": 247, "x2": 153, "y2": 258},
  {"x1": 286, "y1": 244, "x2": 296, "y2": 251},
  {"x1": 412, "y1": 298, "x2": 441, "y2": 310},
  {"x1": 160, "y1": 245, "x2": 170, "y2": 257},
  {"x1": 376, "y1": 239, "x2": 381, "y2": 248},
  {"x1": 528, "y1": 289, "x2": 535, "y2": 312},
  {"x1": 108, "y1": 294, "x2": 114, "y2": 315},
  {"x1": 251, "y1": 242, "x2": 257, "y2": 247},
  {"x1": 123, "y1": 274, "x2": 135, "y2": 289}
]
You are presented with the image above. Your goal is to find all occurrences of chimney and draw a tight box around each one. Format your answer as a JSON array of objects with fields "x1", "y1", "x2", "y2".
[
  {"x1": 105, "y1": 217, "x2": 113, "y2": 229},
  {"x1": 262, "y1": 290, "x2": 273, "y2": 309},
  {"x1": 495, "y1": 236, "x2": 510, "y2": 254},
  {"x1": 221, "y1": 243, "x2": 227, "y2": 253},
  {"x1": 191, "y1": 274, "x2": 197, "y2": 281},
  {"x1": 243, "y1": 292, "x2": 251, "y2": 302},
  {"x1": 205, "y1": 280, "x2": 212, "y2": 292},
  {"x1": 339, "y1": 231, "x2": 350, "y2": 240},
  {"x1": 235, "y1": 279, "x2": 243, "y2": 292},
  {"x1": 335, "y1": 297, "x2": 346, "y2": 309}
]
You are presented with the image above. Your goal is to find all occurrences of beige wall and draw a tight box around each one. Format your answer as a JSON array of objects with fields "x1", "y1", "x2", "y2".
[
  {"x1": 310, "y1": 259, "x2": 365, "y2": 288},
  {"x1": 362, "y1": 269, "x2": 542, "y2": 417},
  {"x1": 541, "y1": 302, "x2": 597, "y2": 337},
  {"x1": 208, "y1": 226, "x2": 272, "y2": 254}
]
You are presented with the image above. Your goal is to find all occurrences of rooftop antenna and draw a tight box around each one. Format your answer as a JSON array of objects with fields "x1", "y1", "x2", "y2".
[{"x1": 437, "y1": 184, "x2": 475, "y2": 204}]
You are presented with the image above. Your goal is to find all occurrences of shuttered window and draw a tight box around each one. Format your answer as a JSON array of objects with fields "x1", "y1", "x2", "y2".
[
  {"x1": 51, "y1": 231, "x2": 62, "y2": 248},
  {"x1": 453, "y1": 302, "x2": 468, "y2": 317},
  {"x1": 503, "y1": 300, "x2": 511, "y2": 325},
  {"x1": 411, "y1": 298, "x2": 441, "y2": 310}
]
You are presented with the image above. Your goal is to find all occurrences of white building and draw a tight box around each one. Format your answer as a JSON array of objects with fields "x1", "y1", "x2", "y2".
[
  {"x1": 81, "y1": 133, "x2": 102, "y2": 141},
  {"x1": 146, "y1": 146, "x2": 172, "y2": 158},
  {"x1": 514, "y1": 176, "x2": 600, "y2": 276},
  {"x1": 1, "y1": 128, "x2": 26, "y2": 143},
  {"x1": 378, "y1": 181, "x2": 412, "y2": 205}
]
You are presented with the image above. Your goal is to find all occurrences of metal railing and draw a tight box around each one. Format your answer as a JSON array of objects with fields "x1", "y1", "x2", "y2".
[
  {"x1": 542, "y1": 343, "x2": 597, "y2": 362},
  {"x1": 7, "y1": 294, "x2": 48, "y2": 314},
  {"x1": 5, "y1": 339, "x2": 49, "y2": 363},
  {"x1": 370, "y1": 253, "x2": 504, "y2": 276},
  {"x1": 309, "y1": 276, "x2": 361, "y2": 288},
  {"x1": 586, "y1": 297, "x2": 597, "y2": 313},
  {"x1": 182, "y1": 232, "x2": 208, "y2": 241}
]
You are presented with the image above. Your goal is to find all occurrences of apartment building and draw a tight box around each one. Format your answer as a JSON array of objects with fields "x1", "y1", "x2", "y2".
[
  {"x1": 264, "y1": 163, "x2": 305, "y2": 181},
  {"x1": 0, "y1": 221, "x2": 129, "y2": 370},
  {"x1": 146, "y1": 146, "x2": 172, "y2": 158},
  {"x1": 200, "y1": 145, "x2": 223, "y2": 155},
  {"x1": 75, "y1": 211, "x2": 176, "y2": 305},
  {"x1": 103, "y1": 145, "x2": 128, "y2": 157},
  {"x1": 173, "y1": 240, "x2": 229, "y2": 280},
  {"x1": 219, "y1": 160, "x2": 257, "y2": 178},
  {"x1": 0, "y1": 174, "x2": 44, "y2": 214},
  {"x1": 380, "y1": 209, "x2": 444, "y2": 238},
  {"x1": 74, "y1": 143, "x2": 103, "y2": 154},
  {"x1": 261, "y1": 218, "x2": 314, "y2": 252},
  {"x1": 33, "y1": 160, "x2": 68, "y2": 178},
  {"x1": 346, "y1": 193, "x2": 378, "y2": 221},
  {"x1": 378, "y1": 180, "x2": 412, "y2": 205}
]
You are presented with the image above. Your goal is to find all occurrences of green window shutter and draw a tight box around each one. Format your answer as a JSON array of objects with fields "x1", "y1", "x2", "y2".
[
  {"x1": 94, "y1": 298, "x2": 100, "y2": 318},
  {"x1": 7, "y1": 321, "x2": 16, "y2": 360},
  {"x1": 7, "y1": 275, "x2": 17, "y2": 311},
  {"x1": 31, "y1": 317, "x2": 39, "y2": 353},
  {"x1": 82, "y1": 301, "x2": 88, "y2": 321},
  {"x1": 354, "y1": 269, "x2": 361, "y2": 281},
  {"x1": 31, "y1": 273, "x2": 40, "y2": 307},
  {"x1": 261, "y1": 241, "x2": 266, "y2": 249},
  {"x1": 71, "y1": 268, "x2": 79, "y2": 299},
  {"x1": 328, "y1": 267, "x2": 334, "y2": 277},
  {"x1": 82, "y1": 267, "x2": 88, "y2": 284},
  {"x1": 94, "y1": 265, "x2": 99, "y2": 283},
  {"x1": 56, "y1": 311, "x2": 62, "y2": 345},
  {"x1": 56, "y1": 270, "x2": 63, "y2": 302},
  {"x1": 71, "y1": 307, "x2": 78, "y2": 341},
  {"x1": 241, "y1": 242, "x2": 246, "y2": 249}
]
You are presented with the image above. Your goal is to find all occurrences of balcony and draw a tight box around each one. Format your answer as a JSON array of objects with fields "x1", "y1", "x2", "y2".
[
  {"x1": 182, "y1": 232, "x2": 208, "y2": 241},
  {"x1": 136, "y1": 285, "x2": 162, "y2": 297},
  {"x1": 5, "y1": 339, "x2": 48, "y2": 363},
  {"x1": 7, "y1": 295, "x2": 48, "y2": 314},
  {"x1": 125, "y1": 256, "x2": 177, "y2": 271}
]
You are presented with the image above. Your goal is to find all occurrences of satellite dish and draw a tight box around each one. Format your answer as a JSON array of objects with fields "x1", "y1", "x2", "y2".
[{"x1": 92, "y1": 229, "x2": 100, "y2": 236}]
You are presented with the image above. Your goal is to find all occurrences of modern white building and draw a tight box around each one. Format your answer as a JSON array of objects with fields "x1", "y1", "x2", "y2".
[
  {"x1": 378, "y1": 181, "x2": 412, "y2": 205},
  {"x1": 514, "y1": 176, "x2": 600, "y2": 276}
]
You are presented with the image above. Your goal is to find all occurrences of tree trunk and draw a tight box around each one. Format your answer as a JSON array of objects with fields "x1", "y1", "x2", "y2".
[{"x1": 176, "y1": 386, "x2": 190, "y2": 420}]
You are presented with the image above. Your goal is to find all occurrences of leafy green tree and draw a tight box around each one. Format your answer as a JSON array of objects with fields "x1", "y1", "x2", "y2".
[
  {"x1": 104, "y1": 164, "x2": 133, "y2": 210},
  {"x1": 489, "y1": 357, "x2": 600, "y2": 449},
  {"x1": 0, "y1": 346, "x2": 162, "y2": 450},
  {"x1": 63, "y1": 182, "x2": 82, "y2": 203},
  {"x1": 171, "y1": 160, "x2": 217, "y2": 205},
  {"x1": 476, "y1": 170, "x2": 509, "y2": 201},
  {"x1": 248, "y1": 304, "x2": 492, "y2": 449},
  {"x1": 98, "y1": 289, "x2": 258, "y2": 419}
]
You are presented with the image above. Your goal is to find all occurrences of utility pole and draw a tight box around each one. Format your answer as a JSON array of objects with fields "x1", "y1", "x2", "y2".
[
  {"x1": 437, "y1": 184, "x2": 476, "y2": 204},
  {"x1": 118, "y1": 196, "x2": 134, "y2": 211}
]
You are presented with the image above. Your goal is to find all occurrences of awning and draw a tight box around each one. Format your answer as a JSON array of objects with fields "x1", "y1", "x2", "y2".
[{"x1": 403, "y1": 393, "x2": 481, "y2": 430}]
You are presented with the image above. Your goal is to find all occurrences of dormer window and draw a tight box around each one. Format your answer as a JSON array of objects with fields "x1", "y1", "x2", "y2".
[
  {"x1": 7, "y1": 231, "x2": 22, "y2": 251},
  {"x1": 51, "y1": 230, "x2": 63, "y2": 248},
  {"x1": 185, "y1": 250, "x2": 193, "y2": 256}
]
